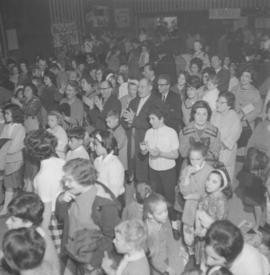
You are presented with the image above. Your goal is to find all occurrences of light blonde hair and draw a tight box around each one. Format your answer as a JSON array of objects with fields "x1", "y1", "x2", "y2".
[{"x1": 115, "y1": 219, "x2": 147, "y2": 251}]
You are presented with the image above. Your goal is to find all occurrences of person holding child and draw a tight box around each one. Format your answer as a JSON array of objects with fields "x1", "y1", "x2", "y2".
[{"x1": 102, "y1": 219, "x2": 150, "y2": 275}]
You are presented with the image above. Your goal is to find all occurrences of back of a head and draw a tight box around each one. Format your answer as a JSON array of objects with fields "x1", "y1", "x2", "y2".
[
  {"x1": 205, "y1": 220, "x2": 244, "y2": 265},
  {"x1": 8, "y1": 192, "x2": 44, "y2": 226},
  {"x1": 2, "y1": 227, "x2": 46, "y2": 272}
]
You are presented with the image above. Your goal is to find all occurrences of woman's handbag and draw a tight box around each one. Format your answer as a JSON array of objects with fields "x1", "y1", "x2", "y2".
[{"x1": 237, "y1": 120, "x2": 252, "y2": 148}]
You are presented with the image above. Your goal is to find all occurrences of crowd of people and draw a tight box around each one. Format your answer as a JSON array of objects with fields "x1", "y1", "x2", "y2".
[{"x1": 0, "y1": 26, "x2": 270, "y2": 275}]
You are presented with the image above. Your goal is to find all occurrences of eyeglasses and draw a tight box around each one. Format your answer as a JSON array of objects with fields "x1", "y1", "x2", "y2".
[
  {"x1": 216, "y1": 100, "x2": 227, "y2": 105},
  {"x1": 158, "y1": 83, "x2": 169, "y2": 86},
  {"x1": 100, "y1": 87, "x2": 111, "y2": 90}
]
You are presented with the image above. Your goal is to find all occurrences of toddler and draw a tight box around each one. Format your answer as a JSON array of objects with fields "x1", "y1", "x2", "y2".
[{"x1": 102, "y1": 219, "x2": 150, "y2": 275}]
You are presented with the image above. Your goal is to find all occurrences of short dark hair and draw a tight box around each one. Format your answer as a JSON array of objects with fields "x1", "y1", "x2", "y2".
[
  {"x1": 189, "y1": 141, "x2": 208, "y2": 157},
  {"x1": 219, "y1": 92, "x2": 235, "y2": 109},
  {"x1": 106, "y1": 110, "x2": 120, "y2": 119},
  {"x1": 205, "y1": 220, "x2": 244, "y2": 265},
  {"x1": 24, "y1": 129, "x2": 57, "y2": 161},
  {"x1": 187, "y1": 75, "x2": 201, "y2": 89},
  {"x1": 157, "y1": 74, "x2": 171, "y2": 86},
  {"x1": 66, "y1": 80, "x2": 80, "y2": 93},
  {"x1": 8, "y1": 192, "x2": 44, "y2": 226},
  {"x1": 190, "y1": 100, "x2": 212, "y2": 122},
  {"x1": 190, "y1": 57, "x2": 203, "y2": 72},
  {"x1": 67, "y1": 126, "x2": 85, "y2": 140},
  {"x1": 148, "y1": 106, "x2": 166, "y2": 120},
  {"x1": 3, "y1": 104, "x2": 24, "y2": 124},
  {"x1": 44, "y1": 71, "x2": 56, "y2": 86},
  {"x1": 3, "y1": 227, "x2": 46, "y2": 271},
  {"x1": 63, "y1": 158, "x2": 97, "y2": 186},
  {"x1": 93, "y1": 129, "x2": 118, "y2": 155}
]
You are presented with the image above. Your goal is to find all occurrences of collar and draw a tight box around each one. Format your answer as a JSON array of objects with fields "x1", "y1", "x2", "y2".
[{"x1": 125, "y1": 250, "x2": 146, "y2": 262}]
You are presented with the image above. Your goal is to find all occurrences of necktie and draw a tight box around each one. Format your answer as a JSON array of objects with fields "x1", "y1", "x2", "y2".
[{"x1": 162, "y1": 95, "x2": 166, "y2": 102}]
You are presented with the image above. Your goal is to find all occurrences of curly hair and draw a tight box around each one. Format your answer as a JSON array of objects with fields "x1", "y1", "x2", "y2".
[
  {"x1": 24, "y1": 129, "x2": 57, "y2": 161},
  {"x1": 3, "y1": 104, "x2": 24, "y2": 124},
  {"x1": 63, "y1": 158, "x2": 97, "y2": 186}
]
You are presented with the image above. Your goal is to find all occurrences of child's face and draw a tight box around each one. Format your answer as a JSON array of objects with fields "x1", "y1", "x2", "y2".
[
  {"x1": 205, "y1": 245, "x2": 226, "y2": 267},
  {"x1": 68, "y1": 137, "x2": 83, "y2": 150},
  {"x1": 48, "y1": 115, "x2": 58, "y2": 129},
  {"x1": 106, "y1": 116, "x2": 118, "y2": 129},
  {"x1": 113, "y1": 232, "x2": 130, "y2": 254},
  {"x1": 6, "y1": 216, "x2": 32, "y2": 230},
  {"x1": 206, "y1": 173, "x2": 222, "y2": 194},
  {"x1": 189, "y1": 150, "x2": 204, "y2": 169},
  {"x1": 151, "y1": 201, "x2": 168, "y2": 224}
]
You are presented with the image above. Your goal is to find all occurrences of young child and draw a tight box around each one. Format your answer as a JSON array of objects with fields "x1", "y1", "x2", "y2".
[
  {"x1": 66, "y1": 126, "x2": 90, "y2": 161},
  {"x1": 143, "y1": 193, "x2": 187, "y2": 275},
  {"x1": 5, "y1": 192, "x2": 60, "y2": 274},
  {"x1": 194, "y1": 168, "x2": 232, "y2": 266},
  {"x1": 102, "y1": 219, "x2": 150, "y2": 275},
  {"x1": 202, "y1": 73, "x2": 219, "y2": 112},
  {"x1": 2, "y1": 227, "x2": 58, "y2": 275},
  {"x1": 106, "y1": 110, "x2": 128, "y2": 171},
  {"x1": 122, "y1": 182, "x2": 152, "y2": 221},
  {"x1": 179, "y1": 142, "x2": 213, "y2": 249},
  {"x1": 47, "y1": 111, "x2": 68, "y2": 159}
]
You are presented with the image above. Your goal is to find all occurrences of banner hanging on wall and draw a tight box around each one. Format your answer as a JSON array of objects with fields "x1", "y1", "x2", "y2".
[
  {"x1": 51, "y1": 22, "x2": 79, "y2": 48},
  {"x1": 114, "y1": 8, "x2": 130, "y2": 28}
]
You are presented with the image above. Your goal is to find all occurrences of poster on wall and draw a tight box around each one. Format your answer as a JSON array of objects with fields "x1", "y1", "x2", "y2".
[
  {"x1": 85, "y1": 5, "x2": 110, "y2": 28},
  {"x1": 51, "y1": 22, "x2": 79, "y2": 48},
  {"x1": 114, "y1": 8, "x2": 130, "y2": 28},
  {"x1": 6, "y1": 29, "x2": 19, "y2": 50},
  {"x1": 209, "y1": 9, "x2": 241, "y2": 19}
]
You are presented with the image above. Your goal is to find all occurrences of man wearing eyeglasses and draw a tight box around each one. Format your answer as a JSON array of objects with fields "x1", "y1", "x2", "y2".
[
  {"x1": 89, "y1": 80, "x2": 121, "y2": 130},
  {"x1": 157, "y1": 74, "x2": 183, "y2": 133},
  {"x1": 122, "y1": 78, "x2": 163, "y2": 182}
]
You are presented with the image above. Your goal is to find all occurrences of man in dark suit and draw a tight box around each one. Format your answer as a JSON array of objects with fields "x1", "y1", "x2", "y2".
[
  {"x1": 211, "y1": 55, "x2": 230, "y2": 93},
  {"x1": 157, "y1": 74, "x2": 183, "y2": 133},
  {"x1": 122, "y1": 78, "x2": 163, "y2": 182},
  {"x1": 89, "y1": 80, "x2": 121, "y2": 130}
]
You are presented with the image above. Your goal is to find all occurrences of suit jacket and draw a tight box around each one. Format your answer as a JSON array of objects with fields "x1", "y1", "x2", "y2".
[
  {"x1": 216, "y1": 67, "x2": 230, "y2": 93},
  {"x1": 90, "y1": 95, "x2": 121, "y2": 130},
  {"x1": 160, "y1": 90, "x2": 183, "y2": 133},
  {"x1": 156, "y1": 54, "x2": 177, "y2": 84},
  {"x1": 123, "y1": 93, "x2": 163, "y2": 181}
]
